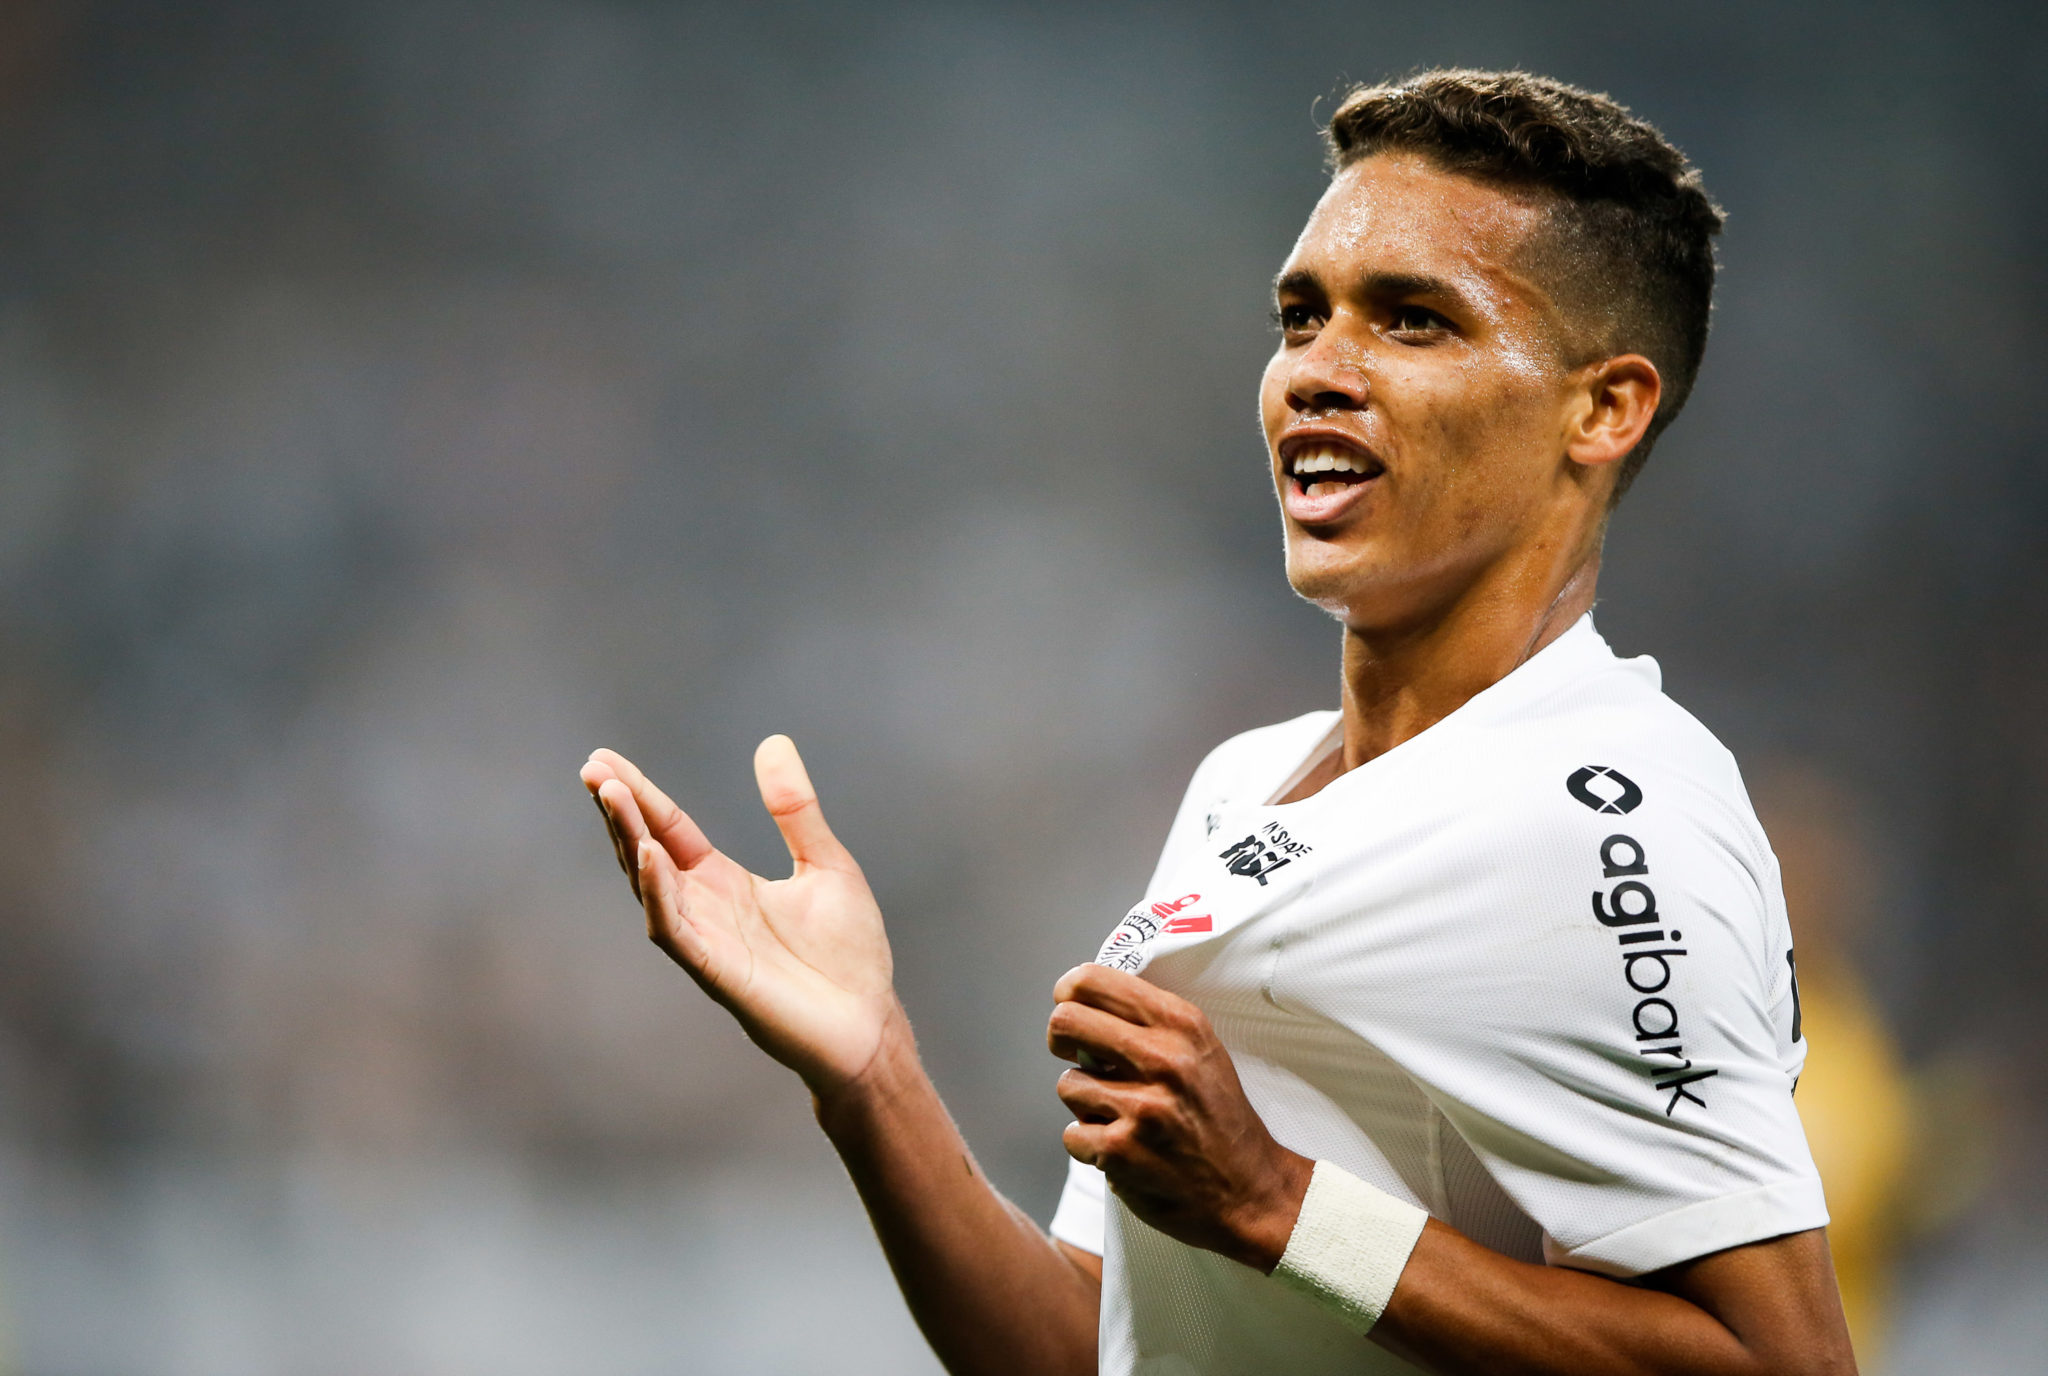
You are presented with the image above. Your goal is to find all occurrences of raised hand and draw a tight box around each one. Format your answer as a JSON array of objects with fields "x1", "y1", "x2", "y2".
[{"x1": 580, "y1": 737, "x2": 901, "y2": 1096}]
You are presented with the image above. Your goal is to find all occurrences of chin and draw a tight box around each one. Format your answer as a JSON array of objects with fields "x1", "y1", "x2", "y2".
[
  {"x1": 1286, "y1": 536, "x2": 1435, "y2": 630},
  {"x1": 1284, "y1": 548, "x2": 1370, "y2": 619}
]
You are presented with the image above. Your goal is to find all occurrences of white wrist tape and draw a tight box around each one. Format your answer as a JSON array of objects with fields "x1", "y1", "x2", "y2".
[{"x1": 1270, "y1": 1160, "x2": 1429, "y2": 1334}]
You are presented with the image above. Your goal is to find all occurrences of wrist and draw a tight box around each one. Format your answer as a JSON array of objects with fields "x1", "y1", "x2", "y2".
[
  {"x1": 1267, "y1": 1160, "x2": 1429, "y2": 1334},
  {"x1": 809, "y1": 1000, "x2": 922, "y2": 1138},
  {"x1": 1228, "y1": 1146, "x2": 1317, "y2": 1273}
]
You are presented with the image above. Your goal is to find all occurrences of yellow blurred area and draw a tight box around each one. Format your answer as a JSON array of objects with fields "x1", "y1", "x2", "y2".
[
  {"x1": 1793, "y1": 967, "x2": 1910, "y2": 1359},
  {"x1": 1757, "y1": 764, "x2": 1993, "y2": 1369}
]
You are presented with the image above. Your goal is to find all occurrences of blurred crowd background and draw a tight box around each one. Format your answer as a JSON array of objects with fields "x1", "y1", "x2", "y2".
[{"x1": 0, "y1": 2, "x2": 2043, "y2": 1372}]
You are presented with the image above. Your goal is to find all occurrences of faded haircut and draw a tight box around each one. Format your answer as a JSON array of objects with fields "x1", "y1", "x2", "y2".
[{"x1": 1328, "y1": 69, "x2": 1724, "y2": 499}]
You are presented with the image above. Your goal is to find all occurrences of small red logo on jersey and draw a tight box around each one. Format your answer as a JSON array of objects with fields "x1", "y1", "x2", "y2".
[{"x1": 1149, "y1": 896, "x2": 1208, "y2": 932}]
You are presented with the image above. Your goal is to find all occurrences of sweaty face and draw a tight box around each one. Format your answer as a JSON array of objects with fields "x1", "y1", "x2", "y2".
[{"x1": 1262, "y1": 153, "x2": 1591, "y2": 630}]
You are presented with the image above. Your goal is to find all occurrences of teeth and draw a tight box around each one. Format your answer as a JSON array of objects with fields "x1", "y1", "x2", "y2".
[
  {"x1": 1289, "y1": 444, "x2": 1370, "y2": 476},
  {"x1": 1304, "y1": 481, "x2": 1350, "y2": 498}
]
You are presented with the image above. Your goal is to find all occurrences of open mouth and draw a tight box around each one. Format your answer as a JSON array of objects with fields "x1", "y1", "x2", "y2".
[{"x1": 1283, "y1": 442, "x2": 1384, "y2": 499}]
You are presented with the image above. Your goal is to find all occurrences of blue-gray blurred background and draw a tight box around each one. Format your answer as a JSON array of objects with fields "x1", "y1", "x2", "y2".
[{"x1": 1, "y1": 2, "x2": 2043, "y2": 1372}]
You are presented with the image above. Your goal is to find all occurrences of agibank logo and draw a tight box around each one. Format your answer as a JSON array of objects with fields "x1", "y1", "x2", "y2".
[
  {"x1": 1568, "y1": 767, "x2": 1717, "y2": 1117},
  {"x1": 1096, "y1": 894, "x2": 1208, "y2": 973},
  {"x1": 1567, "y1": 765, "x2": 1643, "y2": 815}
]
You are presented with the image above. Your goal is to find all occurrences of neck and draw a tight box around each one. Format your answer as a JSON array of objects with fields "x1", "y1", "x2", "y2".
[{"x1": 1335, "y1": 542, "x2": 1602, "y2": 773}]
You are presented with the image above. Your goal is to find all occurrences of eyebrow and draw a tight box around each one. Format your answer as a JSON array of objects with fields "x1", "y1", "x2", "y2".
[{"x1": 1272, "y1": 267, "x2": 1468, "y2": 306}]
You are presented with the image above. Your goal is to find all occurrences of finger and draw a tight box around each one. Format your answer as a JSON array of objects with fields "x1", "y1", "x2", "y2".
[
  {"x1": 597, "y1": 777, "x2": 646, "y2": 839},
  {"x1": 638, "y1": 843, "x2": 764, "y2": 1019},
  {"x1": 592, "y1": 788, "x2": 634, "y2": 884},
  {"x1": 754, "y1": 735, "x2": 851, "y2": 872},
  {"x1": 581, "y1": 763, "x2": 636, "y2": 880},
  {"x1": 1052, "y1": 963, "x2": 1180, "y2": 1028},
  {"x1": 1062, "y1": 1119, "x2": 1107, "y2": 1168},
  {"x1": 592, "y1": 750, "x2": 714, "y2": 867},
  {"x1": 637, "y1": 839, "x2": 710, "y2": 971},
  {"x1": 597, "y1": 780, "x2": 649, "y2": 901},
  {"x1": 589, "y1": 748, "x2": 717, "y2": 868},
  {"x1": 1047, "y1": 1000, "x2": 1168, "y2": 1079},
  {"x1": 578, "y1": 756, "x2": 616, "y2": 797},
  {"x1": 1055, "y1": 1067, "x2": 1132, "y2": 1124}
]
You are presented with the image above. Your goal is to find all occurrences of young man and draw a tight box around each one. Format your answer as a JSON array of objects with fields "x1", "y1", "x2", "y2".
[{"x1": 581, "y1": 70, "x2": 1857, "y2": 1376}]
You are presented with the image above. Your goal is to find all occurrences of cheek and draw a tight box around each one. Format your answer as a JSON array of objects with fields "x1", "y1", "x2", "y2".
[
  {"x1": 1390, "y1": 366, "x2": 1560, "y2": 532},
  {"x1": 1408, "y1": 359, "x2": 1553, "y2": 469}
]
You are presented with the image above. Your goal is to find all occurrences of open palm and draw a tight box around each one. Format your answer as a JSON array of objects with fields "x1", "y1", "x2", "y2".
[{"x1": 581, "y1": 737, "x2": 898, "y2": 1094}]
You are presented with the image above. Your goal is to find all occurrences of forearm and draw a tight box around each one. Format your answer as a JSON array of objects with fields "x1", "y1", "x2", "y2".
[
  {"x1": 1368, "y1": 1220, "x2": 1855, "y2": 1376},
  {"x1": 1044, "y1": 968, "x2": 1853, "y2": 1376},
  {"x1": 815, "y1": 1008, "x2": 1100, "y2": 1376}
]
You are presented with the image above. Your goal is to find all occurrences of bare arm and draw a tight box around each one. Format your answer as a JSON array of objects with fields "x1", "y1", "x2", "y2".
[
  {"x1": 813, "y1": 1017, "x2": 1102, "y2": 1375},
  {"x1": 1359, "y1": 1220, "x2": 1859, "y2": 1367},
  {"x1": 580, "y1": 741, "x2": 1098, "y2": 1376},
  {"x1": 1373, "y1": 1221, "x2": 1854, "y2": 1376},
  {"x1": 1049, "y1": 964, "x2": 1857, "y2": 1376}
]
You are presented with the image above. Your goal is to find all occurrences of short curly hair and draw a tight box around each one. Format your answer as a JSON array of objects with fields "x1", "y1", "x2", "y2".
[{"x1": 1327, "y1": 70, "x2": 1724, "y2": 498}]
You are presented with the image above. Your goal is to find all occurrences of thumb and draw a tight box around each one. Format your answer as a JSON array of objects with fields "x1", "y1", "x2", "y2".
[{"x1": 755, "y1": 734, "x2": 851, "y2": 872}]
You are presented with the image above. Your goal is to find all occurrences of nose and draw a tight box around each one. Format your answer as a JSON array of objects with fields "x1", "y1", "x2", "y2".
[{"x1": 1285, "y1": 329, "x2": 1369, "y2": 413}]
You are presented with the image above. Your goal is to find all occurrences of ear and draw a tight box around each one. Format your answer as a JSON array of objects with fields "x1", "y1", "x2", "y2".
[{"x1": 1565, "y1": 354, "x2": 1662, "y2": 476}]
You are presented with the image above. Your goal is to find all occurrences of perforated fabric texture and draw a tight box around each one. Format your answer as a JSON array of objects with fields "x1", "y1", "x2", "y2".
[{"x1": 1056, "y1": 618, "x2": 1826, "y2": 1374}]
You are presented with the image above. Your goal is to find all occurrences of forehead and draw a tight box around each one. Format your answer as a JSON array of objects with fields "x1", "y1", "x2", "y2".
[{"x1": 1281, "y1": 152, "x2": 1556, "y2": 308}]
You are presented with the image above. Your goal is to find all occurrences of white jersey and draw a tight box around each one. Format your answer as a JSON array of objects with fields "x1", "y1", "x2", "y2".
[{"x1": 1048, "y1": 616, "x2": 1825, "y2": 1376}]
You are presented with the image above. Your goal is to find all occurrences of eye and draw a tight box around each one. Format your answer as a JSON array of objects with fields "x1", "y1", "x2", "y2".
[
  {"x1": 1271, "y1": 303, "x2": 1322, "y2": 336},
  {"x1": 1389, "y1": 304, "x2": 1452, "y2": 336}
]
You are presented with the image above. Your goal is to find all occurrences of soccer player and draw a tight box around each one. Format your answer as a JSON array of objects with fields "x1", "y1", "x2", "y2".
[{"x1": 581, "y1": 70, "x2": 1857, "y2": 1376}]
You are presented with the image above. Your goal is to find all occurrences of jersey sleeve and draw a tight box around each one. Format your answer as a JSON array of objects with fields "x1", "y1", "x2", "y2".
[
  {"x1": 1048, "y1": 1158, "x2": 1108, "y2": 1255},
  {"x1": 1301, "y1": 752, "x2": 1826, "y2": 1277}
]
